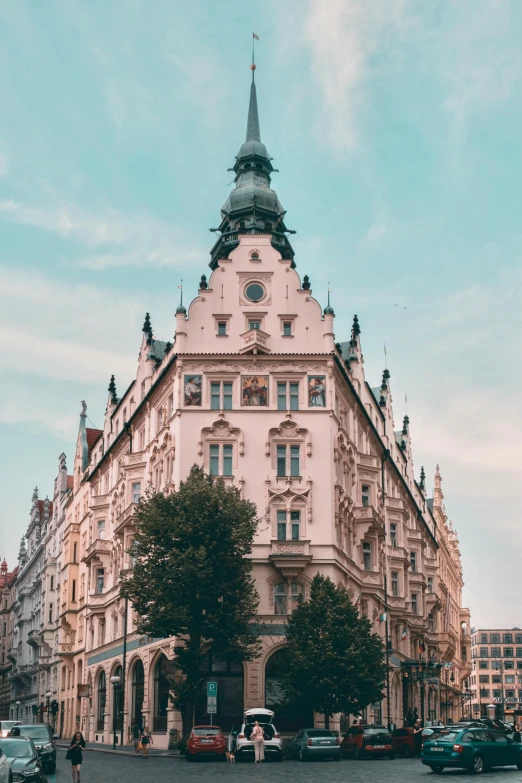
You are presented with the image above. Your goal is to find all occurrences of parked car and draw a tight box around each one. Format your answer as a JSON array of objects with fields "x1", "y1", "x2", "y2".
[
  {"x1": 0, "y1": 723, "x2": 21, "y2": 739},
  {"x1": 341, "y1": 725, "x2": 395, "y2": 760},
  {"x1": 0, "y1": 744, "x2": 11, "y2": 783},
  {"x1": 392, "y1": 727, "x2": 415, "y2": 757},
  {"x1": 235, "y1": 708, "x2": 283, "y2": 762},
  {"x1": 286, "y1": 729, "x2": 341, "y2": 762},
  {"x1": 185, "y1": 725, "x2": 227, "y2": 761},
  {"x1": 422, "y1": 726, "x2": 522, "y2": 774},
  {"x1": 12, "y1": 725, "x2": 56, "y2": 774},
  {"x1": 0, "y1": 736, "x2": 45, "y2": 783}
]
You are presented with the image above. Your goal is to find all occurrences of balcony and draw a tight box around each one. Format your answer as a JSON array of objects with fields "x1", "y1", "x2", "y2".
[
  {"x1": 354, "y1": 504, "x2": 385, "y2": 537},
  {"x1": 82, "y1": 538, "x2": 111, "y2": 564},
  {"x1": 27, "y1": 629, "x2": 40, "y2": 648},
  {"x1": 239, "y1": 327, "x2": 271, "y2": 354},
  {"x1": 90, "y1": 493, "x2": 110, "y2": 510},
  {"x1": 58, "y1": 642, "x2": 74, "y2": 657},
  {"x1": 268, "y1": 539, "x2": 312, "y2": 579},
  {"x1": 124, "y1": 451, "x2": 146, "y2": 467},
  {"x1": 7, "y1": 648, "x2": 16, "y2": 664},
  {"x1": 114, "y1": 503, "x2": 136, "y2": 535},
  {"x1": 426, "y1": 589, "x2": 442, "y2": 610}
]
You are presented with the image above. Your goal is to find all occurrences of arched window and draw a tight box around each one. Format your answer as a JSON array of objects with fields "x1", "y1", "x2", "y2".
[
  {"x1": 96, "y1": 670, "x2": 106, "y2": 731},
  {"x1": 153, "y1": 656, "x2": 170, "y2": 732},
  {"x1": 112, "y1": 665, "x2": 123, "y2": 731},
  {"x1": 132, "y1": 660, "x2": 144, "y2": 728}
]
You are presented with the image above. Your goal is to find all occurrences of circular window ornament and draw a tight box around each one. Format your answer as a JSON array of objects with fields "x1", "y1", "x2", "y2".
[{"x1": 245, "y1": 282, "x2": 265, "y2": 302}]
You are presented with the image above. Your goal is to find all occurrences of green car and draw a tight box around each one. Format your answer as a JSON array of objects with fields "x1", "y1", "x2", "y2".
[
  {"x1": 422, "y1": 726, "x2": 522, "y2": 774},
  {"x1": 286, "y1": 729, "x2": 341, "y2": 762}
]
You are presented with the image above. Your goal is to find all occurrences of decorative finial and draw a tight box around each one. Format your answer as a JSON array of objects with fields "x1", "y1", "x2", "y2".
[
  {"x1": 402, "y1": 415, "x2": 410, "y2": 435},
  {"x1": 381, "y1": 371, "x2": 388, "y2": 392},
  {"x1": 351, "y1": 314, "x2": 361, "y2": 342},
  {"x1": 80, "y1": 400, "x2": 87, "y2": 418},
  {"x1": 251, "y1": 32, "x2": 259, "y2": 76},
  {"x1": 323, "y1": 282, "x2": 335, "y2": 315},
  {"x1": 199, "y1": 274, "x2": 208, "y2": 290},
  {"x1": 302, "y1": 275, "x2": 310, "y2": 291},
  {"x1": 108, "y1": 375, "x2": 117, "y2": 405},
  {"x1": 176, "y1": 279, "x2": 187, "y2": 315},
  {"x1": 419, "y1": 466, "x2": 426, "y2": 491},
  {"x1": 379, "y1": 395, "x2": 386, "y2": 408}
]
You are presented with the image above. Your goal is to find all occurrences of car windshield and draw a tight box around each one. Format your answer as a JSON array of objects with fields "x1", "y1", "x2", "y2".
[
  {"x1": 193, "y1": 728, "x2": 220, "y2": 736},
  {"x1": 17, "y1": 727, "x2": 48, "y2": 741},
  {"x1": 0, "y1": 723, "x2": 19, "y2": 731},
  {"x1": 365, "y1": 728, "x2": 391, "y2": 738},
  {"x1": 307, "y1": 730, "x2": 334, "y2": 737},
  {"x1": 0, "y1": 741, "x2": 32, "y2": 758},
  {"x1": 428, "y1": 730, "x2": 460, "y2": 743}
]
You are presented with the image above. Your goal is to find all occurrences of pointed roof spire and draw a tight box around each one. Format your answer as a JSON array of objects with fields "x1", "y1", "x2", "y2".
[
  {"x1": 108, "y1": 375, "x2": 117, "y2": 405},
  {"x1": 142, "y1": 312, "x2": 152, "y2": 335},
  {"x1": 323, "y1": 282, "x2": 335, "y2": 315},
  {"x1": 176, "y1": 279, "x2": 186, "y2": 315},
  {"x1": 246, "y1": 68, "x2": 261, "y2": 143},
  {"x1": 419, "y1": 466, "x2": 426, "y2": 491}
]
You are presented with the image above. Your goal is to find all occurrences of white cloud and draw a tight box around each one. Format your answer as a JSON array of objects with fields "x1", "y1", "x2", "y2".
[
  {"x1": 302, "y1": 0, "x2": 409, "y2": 152},
  {"x1": 358, "y1": 207, "x2": 389, "y2": 249},
  {"x1": 0, "y1": 200, "x2": 205, "y2": 268}
]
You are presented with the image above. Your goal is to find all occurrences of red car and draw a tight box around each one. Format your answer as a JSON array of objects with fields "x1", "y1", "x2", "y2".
[
  {"x1": 341, "y1": 725, "x2": 395, "y2": 759},
  {"x1": 185, "y1": 725, "x2": 227, "y2": 761},
  {"x1": 392, "y1": 727, "x2": 415, "y2": 757}
]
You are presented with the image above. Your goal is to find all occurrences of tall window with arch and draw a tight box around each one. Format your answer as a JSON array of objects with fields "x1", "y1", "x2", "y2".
[
  {"x1": 96, "y1": 670, "x2": 106, "y2": 731},
  {"x1": 153, "y1": 655, "x2": 171, "y2": 732}
]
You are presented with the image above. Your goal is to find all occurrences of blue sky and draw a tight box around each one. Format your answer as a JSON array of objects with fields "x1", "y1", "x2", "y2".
[{"x1": 0, "y1": 0, "x2": 520, "y2": 625}]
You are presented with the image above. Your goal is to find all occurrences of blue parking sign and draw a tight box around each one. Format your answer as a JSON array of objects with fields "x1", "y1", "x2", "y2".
[{"x1": 207, "y1": 681, "x2": 217, "y2": 697}]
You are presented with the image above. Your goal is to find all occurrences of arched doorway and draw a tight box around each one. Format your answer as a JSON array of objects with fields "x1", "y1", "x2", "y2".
[
  {"x1": 195, "y1": 652, "x2": 244, "y2": 731},
  {"x1": 96, "y1": 671, "x2": 106, "y2": 731},
  {"x1": 112, "y1": 665, "x2": 123, "y2": 734},
  {"x1": 131, "y1": 660, "x2": 144, "y2": 729},
  {"x1": 152, "y1": 656, "x2": 170, "y2": 732},
  {"x1": 264, "y1": 647, "x2": 314, "y2": 732}
]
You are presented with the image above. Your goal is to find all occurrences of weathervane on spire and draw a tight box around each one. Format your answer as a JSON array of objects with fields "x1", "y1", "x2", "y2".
[{"x1": 252, "y1": 32, "x2": 259, "y2": 75}]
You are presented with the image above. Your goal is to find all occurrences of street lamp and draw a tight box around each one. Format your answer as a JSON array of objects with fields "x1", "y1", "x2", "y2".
[
  {"x1": 110, "y1": 676, "x2": 121, "y2": 750},
  {"x1": 45, "y1": 692, "x2": 51, "y2": 726},
  {"x1": 15, "y1": 701, "x2": 20, "y2": 721}
]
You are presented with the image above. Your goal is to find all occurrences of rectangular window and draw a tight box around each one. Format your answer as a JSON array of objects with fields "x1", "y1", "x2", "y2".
[
  {"x1": 49, "y1": 605, "x2": 53, "y2": 623},
  {"x1": 249, "y1": 320, "x2": 261, "y2": 330},
  {"x1": 491, "y1": 634, "x2": 500, "y2": 644},
  {"x1": 276, "y1": 445, "x2": 300, "y2": 477},
  {"x1": 132, "y1": 482, "x2": 141, "y2": 504},
  {"x1": 480, "y1": 647, "x2": 489, "y2": 658},
  {"x1": 505, "y1": 675, "x2": 515, "y2": 684},
  {"x1": 429, "y1": 614, "x2": 435, "y2": 633},
  {"x1": 504, "y1": 634, "x2": 513, "y2": 644},
  {"x1": 209, "y1": 444, "x2": 233, "y2": 477},
  {"x1": 217, "y1": 321, "x2": 227, "y2": 336},
  {"x1": 73, "y1": 543, "x2": 77, "y2": 563},
  {"x1": 411, "y1": 593, "x2": 418, "y2": 615},
  {"x1": 506, "y1": 690, "x2": 515, "y2": 698},
  {"x1": 492, "y1": 689, "x2": 502, "y2": 699},
  {"x1": 410, "y1": 552, "x2": 417, "y2": 573},
  {"x1": 505, "y1": 661, "x2": 514, "y2": 670},
  {"x1": 96, "y1": 568, "x2": 105, "y2": 594},
  {"x1": 492, "y1": 660, "x2": 502, "y2": 670},
  {"x1": 361, "y1": 485, "x2": 370, "y2": 507},
  {"x1": 516, "y1": 648, "x2": 522, "y2": 658},
  {"x1": 277, "y1": 510, "x2": 287, "y2": 541},
  {"x1": 211, "y1": 381, "x2": 233, "y2": 410},
  {"x1": 390, "y1": 523, "x2": 397, "y2": 547},
  {"x1": 427, "y1": 577, "x2": 433, "y2": 593},
  {"x1": 362, "y1": 542, "x2": 372, "y2": 571},
  {"x1": 481, "y1": 634, "x2": 488, "y2": 644},
  {"x1": 479, "y1": 661, "x2": 489, "y2": 669},
  {"x1": 516, "y1": 635, "x2": 522, "y2": 645},
  {"x1": 71, "y1": 580, "x2": 76, "y2": 603},
  {"x1": 481, "y1": 688, "x2": 490, "y2": 697},
  {"x1": 50, "y1": 576, "x2": 54, "y2": 590},
  {"x1": 277, "y1": 381, "x2": 299, "y2": 411},
  {"x1": 479, "y1": 675, "x2": 489, "y2": 684},
  {"x1": 97, "y1": 520, "x2": 106, "y2": 540},
  {"x1": 391, "y1": 571, "x2": 399, "y2": 597},
  {"x1": 504, "y1": 647, "x2": 514, "y2": 657},
  {"x1": 491, "y1": 647, "x2": 501, "y2": 658},
  {"x1": 291, "y1": 511, "x2": 300, "y2": 541},
  {"x1": 283, "y1": 322, "x2": 292, "y2": 336},
  {"x1": 492, "y1": 675, "x2": 501, "y2": 683}
]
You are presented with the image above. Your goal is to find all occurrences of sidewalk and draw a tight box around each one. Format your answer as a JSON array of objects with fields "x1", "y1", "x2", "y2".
[{"x1": 56, "y1": 740, "x2": 180, "y2": 758}]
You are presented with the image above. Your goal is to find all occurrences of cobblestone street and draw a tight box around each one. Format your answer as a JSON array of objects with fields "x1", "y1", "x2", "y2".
[{"x1": 48, "y1": 747, "x2": 522, "y2": 782}]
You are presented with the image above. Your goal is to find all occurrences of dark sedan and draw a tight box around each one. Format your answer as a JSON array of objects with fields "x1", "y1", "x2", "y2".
[
  {"x1": 0, "y1": 737, "x2": 46, "y2": 783},
  {"x1": 286, "y1": 729, "x2": 341, "y2": 761},
  {"x1": 422, "y1": 726, "x2": 522, "y2": 774},
  {"x1": 12, "y1": 725, "x2": 56, "y2": 774}
]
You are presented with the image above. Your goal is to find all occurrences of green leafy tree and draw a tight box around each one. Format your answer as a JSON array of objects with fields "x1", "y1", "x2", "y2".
[
  {"x1": 121, "y1": 465, "x2": 260, "y2": 735},
  {"x1": 281, "y1": 574, "x2": 386, "y2": 728}
]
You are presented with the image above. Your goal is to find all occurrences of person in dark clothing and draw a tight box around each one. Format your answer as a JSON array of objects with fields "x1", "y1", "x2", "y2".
[
  {"x1": 67, "y1": 732, "x2": 86, "y2": 783},
  {"x1": 513, "y1": 726, "x2": 521, "y2": 743},
  {"x1": 413, "y1": 719, "x2": 423, "y2": 758}
]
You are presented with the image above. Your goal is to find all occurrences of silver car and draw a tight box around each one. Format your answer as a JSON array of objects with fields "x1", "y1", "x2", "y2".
[{"x1": 235, "y1": 708, "x2": 283, "y2": 761}]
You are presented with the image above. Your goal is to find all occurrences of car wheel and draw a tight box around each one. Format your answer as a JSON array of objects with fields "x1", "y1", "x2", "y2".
[
  {"x1": 429, "y1": 765, "x2": 443, "y2": 773},
  {"x1": 389, "y1": 753, "x2": 395, "y2": 760},
  {"x1": 517, "y1": 758, "x2": 522, "y2": 771},
  {"x1": 403, "y1": 745, "x2": 411, "y2": 758},
  {"x1": 8, "y1": 772, "x2": 13, "y2": 783},
  {"x1": 298, "y1": 748, "x2": 306, "y2": 762},
  {"x1": 469, "y1": 754, "x2": 484, "y2": 774},
  {"x1": 184, "y1": 752, "x2": 194, "y2": 762},
  {"x1": 46, "y1": 760, "x2": 56, "y2": 774},
  {"x1": 353, "y1": 745, "x2": 362, "y2": 760},
  {"x1": 334, "y1": 753, "x2": 341, "y2": 761}
]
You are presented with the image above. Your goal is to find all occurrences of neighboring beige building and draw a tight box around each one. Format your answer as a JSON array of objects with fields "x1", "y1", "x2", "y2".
[
  {"x1": 0, "y1": 563, "x2": 17, "y2": 719},
  {"x1": 469, "y1": 628, "x2": 522, "y2": 723}
]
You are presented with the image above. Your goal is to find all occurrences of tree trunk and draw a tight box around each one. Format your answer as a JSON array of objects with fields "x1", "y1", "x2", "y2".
[
  {"x1": 182, "y1": 698, "x2": 194, "y2": 738},
  {"x1": 324, "y1": 713, "x2": 330, "y2": 729}
]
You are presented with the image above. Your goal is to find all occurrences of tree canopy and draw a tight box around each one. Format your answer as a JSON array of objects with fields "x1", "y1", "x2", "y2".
[
  {"x1": 121, "y1": 465, "x2": 260, "y2": 733},
  {"x1": 281, "y1": 574, "x2": 386, "y2": 727}
]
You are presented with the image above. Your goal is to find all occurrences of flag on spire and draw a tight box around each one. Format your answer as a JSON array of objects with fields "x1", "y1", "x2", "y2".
[{"x1": 253, "y1": 32, "x2": 259, "y2": 40}]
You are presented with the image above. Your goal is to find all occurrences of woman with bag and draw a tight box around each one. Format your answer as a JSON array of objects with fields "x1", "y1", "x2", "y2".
[
  {"x1": 141, "y1": 725, "x2": 153, "y2": 759},
  {"x1": 66, "y1": 732, "x2": 86, "y2": 783}
]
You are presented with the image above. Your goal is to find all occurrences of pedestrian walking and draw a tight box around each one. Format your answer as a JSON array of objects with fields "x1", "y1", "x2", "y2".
[
  {"x1": 251, "y1": 720, "x2": 265, "y2": 764},
  {"x1": 66, "y1": 731, "x2": 86, "y2": 783},
  {"x1": 132, "y1": 721, "x2": 142, "y2": 756},
  {"x1": 141, "y1": 725, "x2": 153, "y2": 759},
  {"x1": 513, "y1": 726, "x2": 521, "y2": 743},
  {"x1": 413, "y1": 719, "x2": 423, "y2": 758}
]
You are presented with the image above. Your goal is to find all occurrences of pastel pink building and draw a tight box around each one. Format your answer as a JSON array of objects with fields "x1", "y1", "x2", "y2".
[{"x1": 55, "y1": 70, "x2": 469, "y2": 743}]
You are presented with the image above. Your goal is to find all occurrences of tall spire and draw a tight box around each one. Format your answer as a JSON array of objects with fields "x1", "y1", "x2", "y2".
[{"x1": 209, "y1": 58, "x2": 295, "y2": 270}]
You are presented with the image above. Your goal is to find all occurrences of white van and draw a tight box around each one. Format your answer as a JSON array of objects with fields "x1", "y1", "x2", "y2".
[{"x1": 234, "y1": 708, "x2": 283, "y2": 761}]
